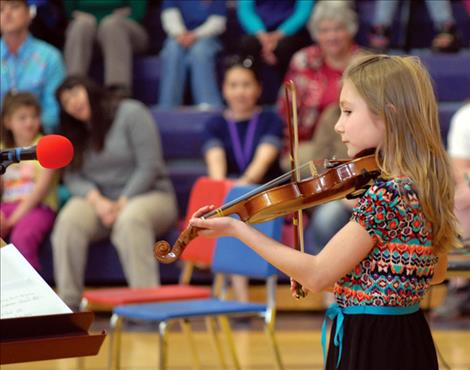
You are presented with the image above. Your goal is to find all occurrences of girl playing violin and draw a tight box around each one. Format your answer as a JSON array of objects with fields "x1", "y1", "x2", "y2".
[{"x1": 190, "y1": 54, "x2": 460, "y2": 370}]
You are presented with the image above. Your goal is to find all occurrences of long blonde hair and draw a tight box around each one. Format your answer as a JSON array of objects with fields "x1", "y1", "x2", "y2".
[{"x1": 343, "y1": 54, "x2": 460, "y2": 254}]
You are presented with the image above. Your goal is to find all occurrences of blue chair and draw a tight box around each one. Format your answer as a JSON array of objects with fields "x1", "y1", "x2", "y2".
[{"x1": 108, "y1": 186, "x2": 284, "y2": 370}]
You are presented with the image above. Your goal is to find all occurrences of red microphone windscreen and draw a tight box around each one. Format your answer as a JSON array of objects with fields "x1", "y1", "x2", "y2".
[{"x1": 36, "y1": 135, "x2": 74, "y2": 169}]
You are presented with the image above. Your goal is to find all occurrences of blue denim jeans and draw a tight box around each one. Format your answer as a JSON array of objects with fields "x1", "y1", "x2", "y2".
[
  {"x1": 374, "y1": 0, "x2": 454, "y2": 28},
  {"x1": 158, "y1": 36, "x2": 223, "y2": 109}
]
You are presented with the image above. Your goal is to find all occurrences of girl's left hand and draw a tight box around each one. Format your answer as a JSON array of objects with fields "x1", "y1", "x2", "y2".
[{"x1": 189, "y1": 205, "x2": 242, "y2": 239}]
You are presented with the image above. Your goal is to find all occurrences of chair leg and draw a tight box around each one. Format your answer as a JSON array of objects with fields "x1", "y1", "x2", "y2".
[
  {"x1": 76, "y1": 298, "x2": 89, "y2": 370},
  {"x1": 264, "y1": 317, "x2": 284, "y2": 370},
  {"x1": 158, "y1": 321, "x2": 169, "y2": 370},
  {"x1": 205, "y1": 317, "x2": 229, "y2": 370},
  {"x1": 180, "y1": 319, "x2": 202, "y2": 370},
  {"x1": 108, "y1": 314, "x2": 123, "y2": 370},
  {"x1": 218, "y1": 316, "x2": 241, "y2": 370},
  {"x1": 76, "y1": 357, "x2": 85, "y2": 370},
  {"x1": 79, "y1": 297, "x2": 89, "y2": 311}
]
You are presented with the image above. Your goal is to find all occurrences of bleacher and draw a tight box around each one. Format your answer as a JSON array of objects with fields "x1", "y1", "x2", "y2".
[{"x1": 37, "y1": 0, "x2": 470, "y2": 287}]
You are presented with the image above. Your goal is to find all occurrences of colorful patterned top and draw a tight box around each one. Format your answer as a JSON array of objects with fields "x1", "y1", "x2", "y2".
[{"x1": 334, "y1": 177, "x2": 438, "y2": 308}]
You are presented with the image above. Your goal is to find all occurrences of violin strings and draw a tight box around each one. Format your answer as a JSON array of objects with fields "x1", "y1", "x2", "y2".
[{"x1": 206, "y1": 161, "x2": 317, "y2": 217}]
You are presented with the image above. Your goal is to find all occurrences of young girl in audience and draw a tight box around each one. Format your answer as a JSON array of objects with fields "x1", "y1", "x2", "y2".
[
  {"x1": 0, "y1": 92, "x2": 58, "y2": 269},
  {"x1": 191, "y1": 54, "x2": 460, "y2": 370},
  {"x1": 203, "y1": 55, "x2": 284, "y2": 186},
  {"x1": 202, "y1": 55, "x2": 284, "y2": 302}
]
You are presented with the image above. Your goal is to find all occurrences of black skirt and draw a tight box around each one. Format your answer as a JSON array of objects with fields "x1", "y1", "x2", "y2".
[{"x1": 325, "y1": 310, "x2": 438, "y2": 370}]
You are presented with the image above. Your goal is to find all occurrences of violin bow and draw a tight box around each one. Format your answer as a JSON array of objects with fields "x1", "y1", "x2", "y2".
[{"x1": 285, "y1": 80, "x2": 307, "y2": 299}]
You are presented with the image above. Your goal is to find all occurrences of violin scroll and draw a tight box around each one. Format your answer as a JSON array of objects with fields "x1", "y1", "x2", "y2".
[
  {"x1": 154, "y1": 225, "x2": 199, "y2": 264},
  {"x1": 154, "y1": 240, "x2": 178, "y2": 264}
]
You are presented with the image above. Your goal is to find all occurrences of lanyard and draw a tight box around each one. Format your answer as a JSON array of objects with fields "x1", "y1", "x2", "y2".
[{"x1": 226, "y1": 112, "x2": 259, "y2": 172}]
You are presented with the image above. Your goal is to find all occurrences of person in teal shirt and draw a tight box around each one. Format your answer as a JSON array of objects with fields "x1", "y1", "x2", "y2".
[
  {"x1": 63, "y1": 0, "x2": 148, "y2": 96},
  {"x1": 0, "y1": 0, "x2": 64, "y2": 133},
  {"x1": 237, "y1": 0, "x2": 314, "y2": 77}
]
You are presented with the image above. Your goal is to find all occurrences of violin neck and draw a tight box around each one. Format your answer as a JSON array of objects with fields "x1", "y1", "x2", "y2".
[
  {"x1": 202, "y1": 172, "x2": 296, "y2": 219},
  {"x1": 201, "y1": 158, "x2": 345, "y2": 219}
]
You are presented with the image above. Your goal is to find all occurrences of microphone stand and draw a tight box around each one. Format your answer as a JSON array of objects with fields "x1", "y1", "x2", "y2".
[{"x1": 0, "y1": 159, "x2": 15, "y2": 175}]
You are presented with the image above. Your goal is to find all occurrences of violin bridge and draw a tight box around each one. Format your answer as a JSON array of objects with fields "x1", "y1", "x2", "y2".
[
  {"x1": 324, "y1": 158, "x2": 337, "y2": 169},
  {"x1": 309, "y1": 161, "x2": 318, "y2": 177}
]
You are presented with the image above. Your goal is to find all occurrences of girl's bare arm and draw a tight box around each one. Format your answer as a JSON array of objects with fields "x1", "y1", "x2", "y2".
[
  {"x1": 205, "y1": 147, "x2": 227, "y2": 180},
  {"x1": 240, "y1": 143, "x2": 279, "y2": 183},
  {"x1": 192, "y1": 213, "x2": 375, "y2": 293}
]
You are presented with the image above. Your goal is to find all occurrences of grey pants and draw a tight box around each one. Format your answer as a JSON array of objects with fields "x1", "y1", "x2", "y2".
[
  {"x1": 51, "y1": 191, "x2": 177, "y2": 308},
  {"x1": 64, "y1": 13, "x2": 148, "y2": 87},
  {"x1": 374, "y1": 0, "x2": 454, "y2": 28}
]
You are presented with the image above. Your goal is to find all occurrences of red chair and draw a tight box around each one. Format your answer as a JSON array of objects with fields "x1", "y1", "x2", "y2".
[{"x1": 80, "y1": 177, "x2": 234, "y2": 311}]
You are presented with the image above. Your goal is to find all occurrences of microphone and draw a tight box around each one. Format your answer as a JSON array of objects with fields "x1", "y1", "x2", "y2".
[{"x1": 0, "y1": 135, "x2": 74, "y2": 173}]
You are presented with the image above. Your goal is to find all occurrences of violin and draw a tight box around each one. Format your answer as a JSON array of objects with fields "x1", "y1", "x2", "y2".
[{"x1": 154, "y1": 151, "x2": 381, "y2": 264}]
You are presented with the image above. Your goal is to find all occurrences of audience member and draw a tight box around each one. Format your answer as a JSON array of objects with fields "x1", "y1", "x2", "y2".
[
  {"x1": 369, "y1": 0, "x2": 461, "y2": 53},
  {"x1": 277, "y1": 0, "x2": 359, "y2": 167},
  {"x1": 0, "y1": 0, "x2": 65, "y2": 133},
  {"x1": 51, "y1": 76, "x2": 177, "y2": 310},
  {"x1": 432, "y1": 103, "x2": 470, "y2": 319},
  {"x1": 203, "y1": 56, "x2": 283, "y2": 186},
  {"x1": 158, "y1": 0, "x2": 226, "y2": 109},
  {"x1": 236, "y1": 0, "x2": 314, "y2": 79},
  {"x1": 63, "y1": 0, "x2": 148, "y2": 97},
  {"x1": 202, "y1": 55, "x2": 284, "y2": 302},
  {"x1": 450, "y1": 104, "x2": 470, "y2": 242},
  {"x1": 0, "y1": 91, "x2": 59, "y2": 270}
]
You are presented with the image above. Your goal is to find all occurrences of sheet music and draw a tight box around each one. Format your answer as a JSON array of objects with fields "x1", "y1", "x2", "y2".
[{"x1": 1, "y1": 244, "x2": 72, "y2": 319}]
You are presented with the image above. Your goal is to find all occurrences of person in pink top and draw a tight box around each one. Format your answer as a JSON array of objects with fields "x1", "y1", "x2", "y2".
[
  {"x1": 0, "y1": 91, "x2": 58, "y2": 270},
  {"x1": 277, "y1": 0, "x2": 360, "y2": 166}
]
